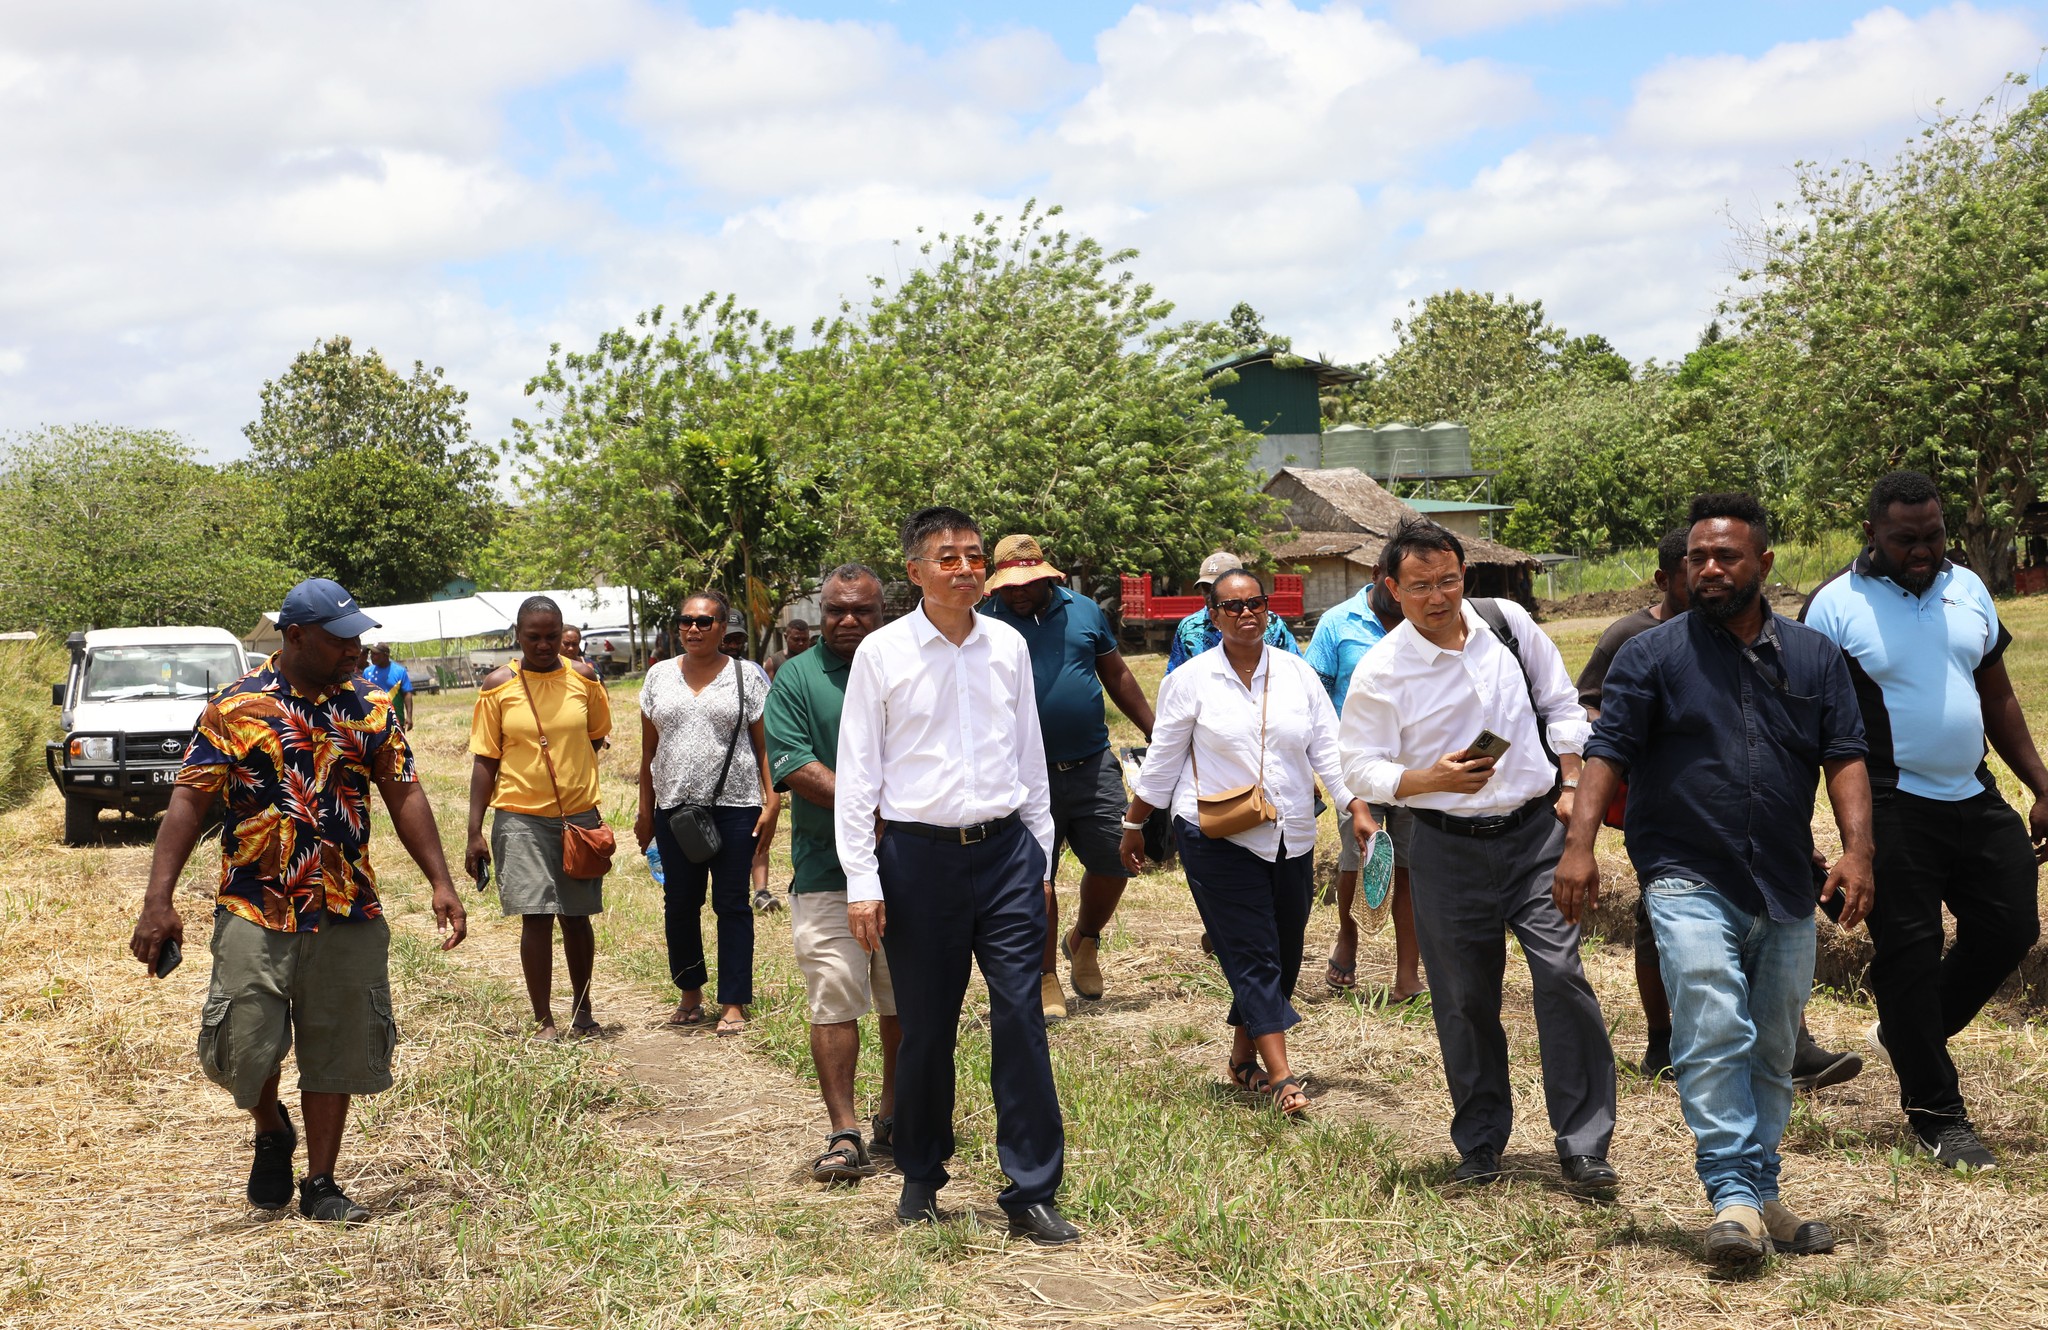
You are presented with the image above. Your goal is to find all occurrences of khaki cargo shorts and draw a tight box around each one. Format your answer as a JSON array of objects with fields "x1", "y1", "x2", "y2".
[
  {"x1": 196, "y1": 912, "x2": 396, "y2": 1108},
  {"x1": 790, "y1": 890, "x2": 896, "y2": 1025}
]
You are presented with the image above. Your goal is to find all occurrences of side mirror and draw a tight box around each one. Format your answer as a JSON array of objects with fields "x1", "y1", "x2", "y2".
[{"x1": 51, "y1": 682, "x2": 65, "y2": 706}]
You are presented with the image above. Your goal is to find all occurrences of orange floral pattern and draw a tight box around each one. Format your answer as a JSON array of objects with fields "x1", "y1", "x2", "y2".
[{"x1": 177, "y1": 654, "x2": 414, "y2": 931}]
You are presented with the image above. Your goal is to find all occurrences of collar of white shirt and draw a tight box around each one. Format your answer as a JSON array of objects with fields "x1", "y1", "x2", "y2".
[{"x1": 908, "y1": 601, "x2": 987, "y2": 649}]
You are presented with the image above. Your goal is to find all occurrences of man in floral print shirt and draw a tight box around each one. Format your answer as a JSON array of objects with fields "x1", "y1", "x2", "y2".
[{"x1": 129, "y1": 579, "x2": 466, "y2": 1224}]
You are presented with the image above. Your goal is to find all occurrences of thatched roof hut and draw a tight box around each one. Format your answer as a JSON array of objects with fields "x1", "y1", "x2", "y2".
[{"x1": 1262, "y1": 467, "x2": 1541, "y2": 613}]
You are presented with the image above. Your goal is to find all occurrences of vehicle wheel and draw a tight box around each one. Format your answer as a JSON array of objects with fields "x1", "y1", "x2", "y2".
[{"x1": 62, "y1": 796, "x2": 100, "y2": 846}]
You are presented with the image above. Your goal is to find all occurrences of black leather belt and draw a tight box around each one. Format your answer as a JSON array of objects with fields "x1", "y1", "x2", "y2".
[
  {"x1": 887, "y1": 811, "x2": 1020, "y2": 845},
  {"x1": 1051, "y1": 749, "x2": 1106, "y2": 773},
  {"x1": 1410, "y1": 793, "x2": 1553, "y2": 839}
]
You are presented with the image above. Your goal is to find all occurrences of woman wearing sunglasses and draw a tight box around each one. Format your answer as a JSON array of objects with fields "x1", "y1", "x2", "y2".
[
  {"x1": 635, "y1": 589, "x2": 780, "y2": 1036},
  {"x1": 1120, "y1": 569, "x2": 1375, "y2": 1117}
]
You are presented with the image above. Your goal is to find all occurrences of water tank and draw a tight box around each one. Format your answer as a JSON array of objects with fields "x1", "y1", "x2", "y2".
[
  {"x1": 1423, "y1": 421, "x2": 1472, "y2": 475},
  {"x1": 1375, "y1": 422, "x2": 1423, "y2": 477},
  {"x1": 1319, "y1": 423, "x2": 1374, "y2": 471}
]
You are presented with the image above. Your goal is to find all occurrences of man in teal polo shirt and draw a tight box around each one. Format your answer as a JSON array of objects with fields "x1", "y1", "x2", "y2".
[
  {"x1": 982, "y1": 534, "x2": 1156, "y2": 1014},
  {"x1": 764, "y1": 563, "x2": 900, "y2": 1185}
]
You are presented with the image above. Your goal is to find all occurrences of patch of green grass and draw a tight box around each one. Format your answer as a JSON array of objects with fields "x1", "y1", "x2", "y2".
[{"x1": 1788, "y1": 1262, "x2": 1911, "y2": 1312}]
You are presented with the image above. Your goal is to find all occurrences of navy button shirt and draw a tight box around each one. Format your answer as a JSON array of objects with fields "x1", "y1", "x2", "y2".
[{"x1": 1584, "y1": 608, "x2": 1867, "y2": 922}]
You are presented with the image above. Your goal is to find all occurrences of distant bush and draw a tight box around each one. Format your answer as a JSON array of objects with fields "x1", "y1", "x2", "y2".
[{"x1": 0, "y1": 637, "x2": 63, "y2": 811}]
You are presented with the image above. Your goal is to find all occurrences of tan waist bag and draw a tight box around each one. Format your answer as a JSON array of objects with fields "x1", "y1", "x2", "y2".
[{"x1": 1191, "y1": 663, "x2": 1278, "y2": 840}]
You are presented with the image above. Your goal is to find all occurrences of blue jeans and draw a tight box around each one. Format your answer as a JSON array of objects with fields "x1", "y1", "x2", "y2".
[{"x1": 1646, "y1": 877, "x2": 1815, "y2": 1211}]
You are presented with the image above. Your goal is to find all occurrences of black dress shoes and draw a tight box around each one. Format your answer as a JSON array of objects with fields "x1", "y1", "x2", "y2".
[
  {"x1": 896, "y1": 1181, "x2": 942, "y2": 1225},
  {"x1": 1560, "y1": 1155, "x2": 1620, "y2": 1192},
  {"x1": 1452, "y1": 1146, "x2": 1502, "y2": 1184},
  {"x1": 1006, "y1": 1202, "x2": 1081, "y2": 1246}
]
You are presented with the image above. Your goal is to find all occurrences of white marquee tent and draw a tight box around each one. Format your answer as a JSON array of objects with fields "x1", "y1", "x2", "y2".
[{"x1": 244, "y1": 587, "x2": 636, "y2": 650}]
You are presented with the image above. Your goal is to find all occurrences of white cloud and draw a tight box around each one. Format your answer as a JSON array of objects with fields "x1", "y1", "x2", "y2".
[
  {"x1": 1626, "y1": 3, "x2": 2037, "y2": 149},
  {"x1": 5, "y1": 0, "x2": 2048, "y2": 471}
]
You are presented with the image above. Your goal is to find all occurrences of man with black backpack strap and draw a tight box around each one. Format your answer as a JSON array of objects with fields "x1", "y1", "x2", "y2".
[{"x1": 1338, "y1": 519, "x2": 1618, "y2": 1193}]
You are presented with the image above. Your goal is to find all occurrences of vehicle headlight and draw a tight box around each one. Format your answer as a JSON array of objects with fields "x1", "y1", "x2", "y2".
[{"x1": 69, "y1": 737, "x2": 114, "y2": 763}]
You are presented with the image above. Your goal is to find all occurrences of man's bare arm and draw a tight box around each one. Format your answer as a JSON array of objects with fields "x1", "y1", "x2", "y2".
[
  {"x1": 378, "y1": 778, "x2": 467, "y2": 949},
  {"x1": 784, "y1": 760, "x2": 836, "y2": 809},
  {"x1": 128, "y1": 784, "x2": 214, "y2": 967}
]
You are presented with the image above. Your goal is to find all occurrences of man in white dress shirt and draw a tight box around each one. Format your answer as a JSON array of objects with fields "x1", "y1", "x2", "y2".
[
  {"x1": 1340, "y1": 519, "x2": 1619, "y2": 1191},
  {"x1": 836, "y1": 505, "x2": 1078, "y2": 1245}
]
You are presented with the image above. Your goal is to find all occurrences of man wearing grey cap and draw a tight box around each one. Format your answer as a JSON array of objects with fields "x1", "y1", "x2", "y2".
[
  {"x1": 1166, "y1": 551, "x2": 1302, "y2": 673},
  {"x1": 128, "y1": 577, "x2": 468, "y2": 1225}
]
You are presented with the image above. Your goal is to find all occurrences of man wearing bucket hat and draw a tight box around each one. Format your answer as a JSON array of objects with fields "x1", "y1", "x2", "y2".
[
  {"x1": 1166, "y1": 550, "x2": 1302, "y2": 673},
  {"x1": 981, "y1": 535, "x2": 1156, "y2": 1015},
  {"x1": 129, "y1": 577, "x2": 468, "y2": 1225}
]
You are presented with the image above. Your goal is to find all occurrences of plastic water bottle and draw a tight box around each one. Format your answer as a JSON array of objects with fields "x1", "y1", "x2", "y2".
[{"x1": 645, "y1": 843, "x2": 665, "y2": 886}]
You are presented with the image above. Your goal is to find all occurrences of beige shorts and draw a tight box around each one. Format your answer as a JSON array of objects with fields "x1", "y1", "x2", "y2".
[
  {"x1": 790, "y1": 891, "x2": 896, "y2": 1025},
  {"x1": 197, "y1": 913, "x2": 395, "y2": 1108}
]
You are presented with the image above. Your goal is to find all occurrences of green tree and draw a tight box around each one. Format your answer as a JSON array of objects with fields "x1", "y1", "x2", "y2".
[
  {"x1": 1736, "y1": 76, "x2": 2048, "y2": 587},
  {"x1": 246, "y1": 336, "x2": 496, "y2": 602},
  {"x1": 1369, "y1": 290, "x2": 1567, "y2": 423},
  {"x1": 509, "y1": 296, "x2": 830, "y2": 649},
  {"x1": 0, "y1": 426, "x2": 298, "y2": 631},
  {"x1": 811, "y1": 203, "x2": 1274, "y2": 590}
]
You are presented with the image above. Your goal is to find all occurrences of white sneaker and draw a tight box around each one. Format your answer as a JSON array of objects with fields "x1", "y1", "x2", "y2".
[{"x1": 1866, "y1": 1020, "x2": 1891, "y2": 1067}]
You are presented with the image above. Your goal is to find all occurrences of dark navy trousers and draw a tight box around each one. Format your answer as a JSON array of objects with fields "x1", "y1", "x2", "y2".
[
  {"x1": 653, "y1": 803, "x2": 758, "y2": 1007},
  {"x1": 878, "y1": 816, "x2": 1064, "y2": 1212}
]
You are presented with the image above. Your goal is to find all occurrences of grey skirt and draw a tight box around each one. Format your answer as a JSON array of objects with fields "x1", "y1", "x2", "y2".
[{"x1": 493, "y1": 808, "x2": 606, "y2": 917}]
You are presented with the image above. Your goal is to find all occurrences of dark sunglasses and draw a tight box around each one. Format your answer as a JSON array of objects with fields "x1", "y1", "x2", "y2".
[
  {"x1": 1214, "y1": 596, "x2": 1268, "y2": 616},
  {"x1": 677, "y1": 614, "x2": 719, "y2": 629}
]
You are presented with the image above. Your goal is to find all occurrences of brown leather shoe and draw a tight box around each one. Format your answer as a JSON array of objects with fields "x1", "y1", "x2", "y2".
[
  {"x1": 1704, "y1": 1204, "x2": 1766, "y2": 1265},
  {"x1": 1040, "y1": 972, "x2": 1068, "y2": 1022},
  {"x1": 1063, "y1": 931, "x2": 1104, "y2": 1001}
]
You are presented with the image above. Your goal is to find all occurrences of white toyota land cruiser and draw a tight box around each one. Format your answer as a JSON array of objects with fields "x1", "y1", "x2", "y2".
[{"x1": 46, "y1": 626, "x2": 249, "y2": 844}]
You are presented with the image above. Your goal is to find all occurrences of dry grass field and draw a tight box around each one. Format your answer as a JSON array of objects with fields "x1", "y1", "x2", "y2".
[{"x1": 9, "y1": 601, "x2": 2048, "y2": 1328}]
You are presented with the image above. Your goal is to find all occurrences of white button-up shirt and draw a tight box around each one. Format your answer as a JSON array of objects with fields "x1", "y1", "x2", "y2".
[
  {"x1": 1133, "y1": 645, "x2": 1357, "y2": 862},
  {"x1": 834, "y1": 603, "x2": 1056, "y2": 902},
  {"x1": 1340, "y1": 599, "x2": 1589, "y2": 815}
]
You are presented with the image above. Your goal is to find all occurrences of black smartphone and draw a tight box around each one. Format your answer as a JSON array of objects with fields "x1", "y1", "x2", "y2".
[
  {"x1": 154, "y1": 938, "x2": 182, "y2": 980},
  {"x1": 1466, "y1": 729, "x2": 1512, "y2": 760},
  {"x1": 475, "y1": 862, "x2": 491, "y2": 893}
]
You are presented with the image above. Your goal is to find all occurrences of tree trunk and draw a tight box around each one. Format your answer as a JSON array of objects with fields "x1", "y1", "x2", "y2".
[{"x1": 1961, "y1": 518, "x2": 2015, "y2": 593}]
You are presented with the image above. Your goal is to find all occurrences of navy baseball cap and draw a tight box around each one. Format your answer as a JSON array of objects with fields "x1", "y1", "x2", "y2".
[{"x1": 277, "y1": 578, "x2": 380, "y2": 638}]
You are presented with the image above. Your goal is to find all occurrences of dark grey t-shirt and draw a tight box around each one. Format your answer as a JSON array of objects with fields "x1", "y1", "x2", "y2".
[{"x1": 1576, "y1": 606, "x2": 1660, "y2": 711}]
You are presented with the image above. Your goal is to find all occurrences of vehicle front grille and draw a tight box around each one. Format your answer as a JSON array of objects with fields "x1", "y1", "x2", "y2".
[{"x1": 122, "y1": 732, "x2": 192, "y2": 763}]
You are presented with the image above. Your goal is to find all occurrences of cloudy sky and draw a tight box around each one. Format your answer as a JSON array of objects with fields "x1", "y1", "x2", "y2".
[{"x1": 3, "y1": 0, "x2": 2044, "y2": 458}]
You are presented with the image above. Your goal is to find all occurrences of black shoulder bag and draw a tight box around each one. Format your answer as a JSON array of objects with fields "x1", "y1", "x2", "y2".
[{"x1": 664, "y1": 657, "x2": 747, "y2": 865}]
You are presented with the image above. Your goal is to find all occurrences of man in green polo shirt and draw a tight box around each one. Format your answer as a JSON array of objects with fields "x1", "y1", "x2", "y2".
[{"x1": 764, "y1": 563, "x2": 900, "y2": 1186}]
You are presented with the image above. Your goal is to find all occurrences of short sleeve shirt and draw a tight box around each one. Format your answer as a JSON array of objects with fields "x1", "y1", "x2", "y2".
[
  {"x1": 979, "y1": 585, "x2": 1119, "y2": 764},
  {"x1": 1803, "y1": 556, "x2": 2010, "y2": 801},
  {"x1": 468, "y1": 664, "x2": 612, "y2": 816},
  {"x1": 762, "y1": 642, "x2": 850, "y2": 893},
  {"x1": 176, "y1": 654, "x2": 415, "y2": 932},
  {"x1": 362, "y1": 660, "x2": 411, "y2": 696},
  {"x1": 641, "y1": 657, "x2": 766, "y2": 808},
  {"x1": 1167, "y1": 609, "x2": 1301, "y2": 672},
  {"x1": 1303, "y1": 586, "x2": 1390, "y2": 713},
  {"x1": 1575, "y1": 606, "x2": 1660, "y2": 711}
]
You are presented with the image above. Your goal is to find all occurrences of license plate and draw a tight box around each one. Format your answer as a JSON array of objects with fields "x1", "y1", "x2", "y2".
[{"x1": 149, "y1": 770, "x2": 178, "y2": 785}]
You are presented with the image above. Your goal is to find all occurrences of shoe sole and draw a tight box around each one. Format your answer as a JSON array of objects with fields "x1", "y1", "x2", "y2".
[
  {"x1": 1563, "y1": 1173, "x2": 1620, "y2": 1194},
  {"x1": 1706, "y1": 1238, "x2": 1767, "y2": 1265},
  {"x1": 1769, "y1": 1232, "x2": 1837, "y2": 1256},
  {"x1": 1791, "y1": 1051, "x2": 1863, "y2": 1094}
]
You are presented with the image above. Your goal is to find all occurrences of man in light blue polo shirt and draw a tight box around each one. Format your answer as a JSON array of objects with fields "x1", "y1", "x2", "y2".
[
  {"x1": 1805, "y1": 470, "x2": 2048, "y2": 1171},
  {"x1": 1304, "y1": 575, "x2": 1421, "y2": 999}
]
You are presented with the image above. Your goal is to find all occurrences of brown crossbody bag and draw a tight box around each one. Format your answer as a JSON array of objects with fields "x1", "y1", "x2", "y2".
[
  {"x1": 518, "y1": 667, "x2": 617, "y2": 878},
  {"x1": 1189, "y1": 658, "x2": 1277, "y2": 839}
]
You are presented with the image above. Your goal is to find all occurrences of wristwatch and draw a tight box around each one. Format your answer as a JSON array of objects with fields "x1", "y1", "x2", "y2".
[
  {"x1": 1119, "y1": 818, "x2": 1147, "y2": 832},
  {"x1": 1560, "y1": 780, "x2": 1580, "y2": 790}
]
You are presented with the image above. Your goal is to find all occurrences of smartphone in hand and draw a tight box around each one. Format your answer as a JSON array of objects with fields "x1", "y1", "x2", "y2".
[
  {"x1": 474, "y1": 862, "x2": 491, "y2": 894},
  {"x1": 1466, "y1": 729, "x2": 1512, "y2": 761},
  {"x1": 154, "y1": 938, "x2": 183, "y2": 980}
]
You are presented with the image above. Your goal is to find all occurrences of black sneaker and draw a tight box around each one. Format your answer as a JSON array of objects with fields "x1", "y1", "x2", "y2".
[
  {"x1": 1638, "y1": 1032, "x2": 1675, "y2": 1082},
  {"x1": 1914, "y1": 1120, "x2": 1998, "y2": 1172},
  {"x1": 298, "y1": 1173, "x2": 371, "y2": 1224},
  {"x1": 248, "y1": 1104, "x2": 297, "y2": 1210},
  {"x1": 1791, "y1": 1028, "x2": 1863, "y2": 1093}
]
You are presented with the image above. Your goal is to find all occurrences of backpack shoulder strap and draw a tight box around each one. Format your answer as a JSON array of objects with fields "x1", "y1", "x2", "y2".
[{"x1": 1472, "y1": 598, "x2": 1558, "y2": 772}]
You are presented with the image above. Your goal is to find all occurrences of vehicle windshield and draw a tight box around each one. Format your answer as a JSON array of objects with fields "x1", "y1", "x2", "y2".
[{"x1": 81, "y1": 645, "x2": 246, "y2": 701}]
